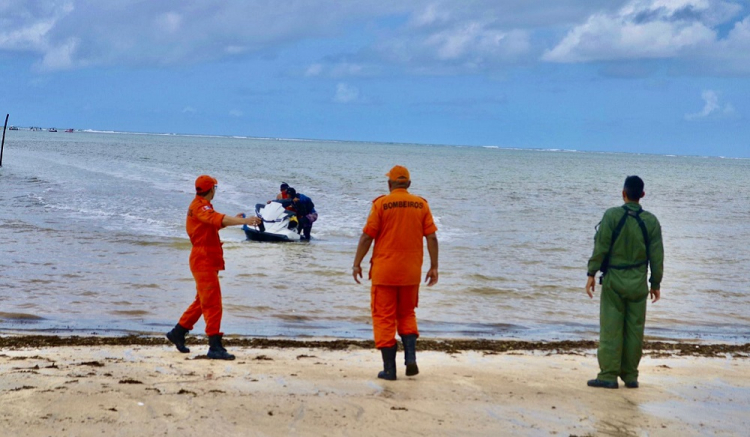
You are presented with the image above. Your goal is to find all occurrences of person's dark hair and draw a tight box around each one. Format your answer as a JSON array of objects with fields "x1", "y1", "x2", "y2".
[
  {"x1": 286, "y1": 187, "x2": 297, "y2": 199},
  {"x1": 623, "y1": 175, "x2": 645, "y2": 201},
  {"x1": 280, "y1": 182, "x2": 289, "y2": 191}
]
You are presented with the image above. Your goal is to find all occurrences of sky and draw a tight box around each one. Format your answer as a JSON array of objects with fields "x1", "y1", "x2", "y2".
[{"x1": 1, "y1": 0, "x2": 749, "y2": 158}]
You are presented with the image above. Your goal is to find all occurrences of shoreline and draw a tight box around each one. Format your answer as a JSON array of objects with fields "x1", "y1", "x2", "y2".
[
  {"x1": 0, "y1": 339, "x2": 748, "y2": 436},
  {"x1": 1, "y1": 335, "x2": 749, "y2": 358}
]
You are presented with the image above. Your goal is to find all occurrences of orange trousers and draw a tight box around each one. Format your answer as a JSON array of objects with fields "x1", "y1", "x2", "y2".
[
  {"x1": 178, "y1": 270, "x2": 223, "y2": 336},
  {"x1": 371, "y1": 284, "x2": 420, "y2": 349}
]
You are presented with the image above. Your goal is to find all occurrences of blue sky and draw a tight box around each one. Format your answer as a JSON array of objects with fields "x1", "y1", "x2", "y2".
[{"x1": 1, "y1": 0, "x2": 749, "y2": 157}]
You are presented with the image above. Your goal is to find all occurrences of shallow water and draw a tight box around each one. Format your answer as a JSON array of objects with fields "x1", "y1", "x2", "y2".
[{"x1": 1, "y1": 130, "x2": 748, "y2": 342}]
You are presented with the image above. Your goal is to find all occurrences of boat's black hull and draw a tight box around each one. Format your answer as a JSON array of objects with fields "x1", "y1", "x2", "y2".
[{"x1": 244, "y1": 228, "x2": 296, "y2": 242}]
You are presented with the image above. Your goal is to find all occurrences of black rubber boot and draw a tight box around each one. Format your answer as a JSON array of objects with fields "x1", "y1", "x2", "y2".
[
  {"x1": 401, "y1": 334, "x2": 419, "y2": 376},
  {"x1": 587, "y1": 379, "x2": 618, "y2": 389},
  {"x1": 377, "y1": 345, "x2": 397, "y2": 381},
  {"x1": 166, "y1": 324, "x2": 190, "y2": 353},
  {"x1": 207, "y1": 334, "x2": 235, "y2": 360}
]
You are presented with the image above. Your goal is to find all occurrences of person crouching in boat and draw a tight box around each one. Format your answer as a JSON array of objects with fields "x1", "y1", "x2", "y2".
[{"x1": 285, "y1": 187, "x2": 317, "y2": 241}]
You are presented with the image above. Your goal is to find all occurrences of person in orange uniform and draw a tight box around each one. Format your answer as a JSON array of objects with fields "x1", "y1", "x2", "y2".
[
  {"x1": 166, "y1": 175, "x2": 261, "y2": 360},
  {"x1": 352, "y1": 165, "x2": 439, "y2": 380}
]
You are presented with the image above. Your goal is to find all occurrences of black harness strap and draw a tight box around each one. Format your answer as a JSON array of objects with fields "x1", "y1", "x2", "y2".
[{"x1": 599, "y1": 206, "x2": 650, "y2": 282}]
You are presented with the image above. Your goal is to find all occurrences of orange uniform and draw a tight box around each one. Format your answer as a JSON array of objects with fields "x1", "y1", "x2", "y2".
[
  {"x1": 178, "y1": 195, "x2": 227, "y2": 337},
  {"x1": 363, "y1": 188, "x2": 438, "y2": 348}
]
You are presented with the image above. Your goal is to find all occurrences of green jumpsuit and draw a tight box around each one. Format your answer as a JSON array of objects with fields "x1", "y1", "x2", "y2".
[{"x1": 587, "y1": 201, "x2": 664, "y2": 384}]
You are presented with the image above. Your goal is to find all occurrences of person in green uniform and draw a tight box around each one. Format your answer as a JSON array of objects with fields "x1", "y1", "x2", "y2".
[{"x1": 585, "y1": 175, "x2": 664, "y2": 389}]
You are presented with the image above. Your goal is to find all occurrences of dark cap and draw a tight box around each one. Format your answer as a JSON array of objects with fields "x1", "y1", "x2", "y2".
[
  {"x1": 286, "y1": 187, "x2": 297, "y2": 199},
  {"x1": 280, "y1": 182, "x2": 289, "y2": 190}
]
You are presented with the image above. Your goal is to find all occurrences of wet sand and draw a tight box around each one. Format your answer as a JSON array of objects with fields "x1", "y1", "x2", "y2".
[{"x1": 0, "y1": 336, "x2": 748, "y2": 436}]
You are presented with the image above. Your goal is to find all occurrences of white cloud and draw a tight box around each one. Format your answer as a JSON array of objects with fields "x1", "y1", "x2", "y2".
[
  {"x1": 39, "y1": 37, "x2": 81, "y2": 70},
  {"x1": 0, "y1": 0, "x2": 415, "y2": 70},
  {"x1": 686, "y1": 90, "x2": 719, "y2": 119},
  {"x1": 0, "y1": 1, "x2": 74, "y2": 54},
  {"x1": 708, "y1": 16, "x2": 750, "y2": 73},
  {"x1": 333, "y1": 83, "x2": 360, "y2": 103},
  {"x1": 304, "y1": 61, "x2": 373, "y2": 78},
  {"x1": 0, "y1": 1, "x2": 547, "y2": 73},
  {"x1": 229, "y1": 109, "x2": 243, "y2": 117},
  {"x1": 685, "y1": 90, "x2": 735, "y2": 120},
  {"x1": 182, "y1": 106, "x2": 197, "y2": 114},
  {"x1": 157, "y1": 12, "x2": 182, "y2": 34},
  {"x1": 540, "y1": 0, "x2": 750, "y2": 74},
  {"x1": 305, "y1": 63, "x2": 323, "y2": 77},
  {"x1": 2, "y1": 0, "x2": 749, "y2": 76},
  {"x1": 409, "y1": 3, "x2": 452, "y2": 27},
  {"x1": 224, "y1": 45, "x2": 247, "y2": 55},
  {"x1": 423, "y1": 24, "x2": 529, "y2": 62},
  {"x1": 0, "y1": 19, "x2": 56, "y2": 51},
  {"x1": 374, "y1": 4, "x2": 534, "y2": 73},
  {"x1": 542, "y1": 0, "x2": 738, "y2": 62}
]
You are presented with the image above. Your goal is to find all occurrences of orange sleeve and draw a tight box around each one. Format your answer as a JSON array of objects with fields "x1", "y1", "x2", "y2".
[
  {"x1": 423, "y1": 203, "x2": 437, "y2": 236},
  {"x1": 194, "y1": 204, "x2": 225, "y2": 229},
  {"x1": 362, "y1": 203, "x2": 380, "y2": 238}
]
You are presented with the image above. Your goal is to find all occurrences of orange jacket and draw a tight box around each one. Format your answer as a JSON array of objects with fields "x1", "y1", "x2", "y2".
[
  {"x1": 186, "y1": 196, "x2": 226, "y2": 272},
  {"x1": 363, "y1": 188, "x2": 437, "y2": 285}
]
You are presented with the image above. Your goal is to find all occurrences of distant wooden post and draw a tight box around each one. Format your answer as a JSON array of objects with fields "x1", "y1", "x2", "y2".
[{"x1": 0, "y1": 114, "x2": 8, "y2": 167}]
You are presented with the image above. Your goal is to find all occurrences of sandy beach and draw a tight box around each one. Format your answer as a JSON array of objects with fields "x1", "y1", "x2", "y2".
[{"x1": 0, "y1": 337, "x2": 748, "y2": 436}]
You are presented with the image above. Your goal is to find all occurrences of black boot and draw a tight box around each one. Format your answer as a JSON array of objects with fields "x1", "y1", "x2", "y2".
[
  {"x1": 401, "y1": 334, "x2": 419, "y2": 376},
  {"x1": 166, "y1": 324, "x2": 190, "y2": 353},
  {"x1": 377, "y1": 345, "x2": 397, "y2": 381},
  {"x1": 587, "y1": 379, "x2": 618, "y2": 389},
  {"x1": 207, "y1": 335, "x2": 235, "y2": 360}
]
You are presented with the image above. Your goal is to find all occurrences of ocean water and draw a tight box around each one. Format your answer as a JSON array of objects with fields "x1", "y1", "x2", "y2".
[{"x1": 1, "y1": 130, "x2": 748, "y2": 343}]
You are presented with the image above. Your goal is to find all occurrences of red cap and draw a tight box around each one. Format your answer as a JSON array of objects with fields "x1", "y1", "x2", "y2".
[
  {"x1": 195, "y1": 175, "x2": 217, "y2": 194},
  {"x1": 385, "y1": 165, "x2": 410, "y2": 181}
]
